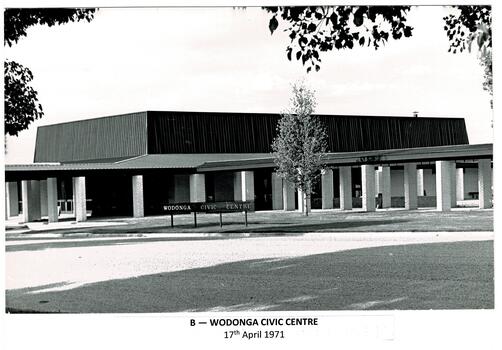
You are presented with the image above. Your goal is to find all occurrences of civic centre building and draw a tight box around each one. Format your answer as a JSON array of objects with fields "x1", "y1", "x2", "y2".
[{"x1": 4, "y1": 110, "x2": 493, "y2": 223}]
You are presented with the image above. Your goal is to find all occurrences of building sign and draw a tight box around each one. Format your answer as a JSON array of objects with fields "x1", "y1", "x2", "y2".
[
  {"x1": 163, "y1": 201, "x2": 255, "y2": 214},
  {"x1": 199, "y1": 201, "x2": 255, "y2": 213},
  {"x1": 163, "y1": 203, "x2": 194, "y2": 213},
  {"x1": 163, "y1": 201, "x2": 255, "y2": 228}
]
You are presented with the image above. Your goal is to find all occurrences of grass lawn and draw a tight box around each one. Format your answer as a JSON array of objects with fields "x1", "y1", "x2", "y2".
[{"x1": 9, "y1": 208, "x2": 493, "y2": 236}]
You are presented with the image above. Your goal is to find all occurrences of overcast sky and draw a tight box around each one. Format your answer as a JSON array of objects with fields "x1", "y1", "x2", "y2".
[{"x1": 4, "y1": 5, "x2": 494, "y2": 164}]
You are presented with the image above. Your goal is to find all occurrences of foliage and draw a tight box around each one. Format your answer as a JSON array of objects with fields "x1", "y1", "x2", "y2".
[
  {"x1": 4, "y1": 60, "x2": 43, "y2": 136},
  {"x1": 272, "y1": 82, "x2": 328, "y2": 215},
  {"x1": 479, "y1": 49, "x2": 492, "y2": 97},
  {"x1": 4, "y1": 8, "x2": 96, "y2": 136},
  {"x1": 265, "y1": 6, "x2": 492, "y2": 97},
  {"x1": 443, "y1": 6, "x2": 492, "y2": 96},
  {"x1": 265, "y1": 6, "x2": 413, "y2": 73},
  {"x1": 443, "y1": 6, "x2": 491, "y2": 53},
  {"x1": 4, "y1": 8, "x2": 96, "y2": 46}
]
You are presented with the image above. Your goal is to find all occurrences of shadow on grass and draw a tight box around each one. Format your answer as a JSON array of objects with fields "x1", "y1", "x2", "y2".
[
  {"x1": 6, "y1": 241, "x2": 494, "y2": 313},
  {"x1": 6, "y1": 218, "x2": 411, "y2": 252},
  {"x1": 8, "y1": 215, "x2": 411, "y2": 237},
  {"x1": 5, "y1": 235, "x2": 232, "y2": 252},
  {"x1": 222, "y1": 219, "x2": 409, "y2": 233}
]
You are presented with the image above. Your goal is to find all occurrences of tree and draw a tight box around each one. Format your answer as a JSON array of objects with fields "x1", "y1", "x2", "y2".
[
  {"x1": 4, "y1": 8, "x2": 96, "y2": 47},
  {"x1": 443, "y1": 6, "x2": 492, "y2": 97},
  {"x1": 272, "y1": 82, "x2": 328, "y2": 216},
  {"x1": 4, "y1": 60, "x2": 43, "y2": 136},
  {"x1": 265, "y1": 6, "x2": 492, "y2": 101},
  {"x1": 4, "y1": 8, "x2": 96, "y2": 136},
  {"x1": 265, "y1": 6, "x2": 414, "y2": 73}
]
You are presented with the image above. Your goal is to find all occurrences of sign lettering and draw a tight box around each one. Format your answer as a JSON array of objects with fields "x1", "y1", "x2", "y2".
[{"x1": 163, "y1": 201, "x2": 255, "y2": 213}]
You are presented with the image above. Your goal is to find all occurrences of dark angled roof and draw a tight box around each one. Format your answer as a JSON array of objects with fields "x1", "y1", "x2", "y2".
[{"x1": 33, "y1": 110, "x2": 470, "y2": 163}]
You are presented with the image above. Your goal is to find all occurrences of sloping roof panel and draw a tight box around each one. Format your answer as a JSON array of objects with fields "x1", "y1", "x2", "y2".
[{"x1": 33, "y1": 112, "x2": 148, "y2": 163}]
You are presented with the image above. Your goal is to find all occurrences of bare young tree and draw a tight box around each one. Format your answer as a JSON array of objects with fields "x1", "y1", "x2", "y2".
[{"x1": 272, "y1": 82, "x2": 328, "y2": 216}]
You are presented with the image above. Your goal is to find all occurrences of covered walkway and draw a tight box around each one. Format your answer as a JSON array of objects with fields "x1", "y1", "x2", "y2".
[{"x1": 5, "y1": 144, "x2": 493, "y2": 224}]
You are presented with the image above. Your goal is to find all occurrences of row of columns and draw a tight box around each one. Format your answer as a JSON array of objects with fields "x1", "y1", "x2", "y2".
[
  {"x1": 105, "y1": 162, "x2": 495, "y2": 215},
  {"x1": 6, "y1": 171, "x2": 257, "y2": 223},
  {"x1": 5, "y1": 159, "x2": 492, "y2": 222},
  {"x1": 315, "y1": 160, "x2": 492, "y2": 212},
  {"x1": 5, "y1": 177, "x2": 87, "y2": 223},
  {"x1": 130, "y1": 170, "x2": 256, "y2": 218},
  {"x1": 101, "y1": 161, "x2": 497, "y2": 216}
]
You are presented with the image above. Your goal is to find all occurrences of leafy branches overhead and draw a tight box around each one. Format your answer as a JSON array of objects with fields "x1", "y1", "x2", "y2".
[
  {"x1": 443, "y1": 6, "x2": 491, "y2": 54},
  {"x1": 444, "y1": 6, "x2": 492, "y2": 96},
  {"x1": 4, "y1": 8, "x2": 96, "y2": 137},
  {"x1": 4, "y1": 8, "x2": 96, "y2": 46},
  {"x1": 4, "y1": 60, "x2": 43, "y2": 136},
  {"x1": 265, "y1": 6, "x2": 413, "y2": 72}
]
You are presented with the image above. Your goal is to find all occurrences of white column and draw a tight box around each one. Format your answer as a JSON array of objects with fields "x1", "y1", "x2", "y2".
[
  {"x1": 241, "y1": 171, "x2": 254, "y2": 202},
  {"x1": 73, "y1": 176, "x2": 87, "y2": 222},
  {"x1": 189, "y1": 173, "x2": 206, "y2": 203},
  {"x1": 47, "y1": 177, "x2": 59, "y2": 223},
  {"x1": 436, "y1": 161, "x2": 452, "y2": 212},
  {"x1": 72, "y1": 178, "x2": 77, "y2": 214},
  {"x1": 456, "y1": 168, "x2": 465, "y2": 201},
  {"x1": 39, "y1": 179, "x2": 48, "y2": 217},
  {"x1": 297, "y1": 188, "x2": 311, "y2": 213},
  {"x1": 271, "y1": 173, "x2": 283, "y2": 210},
  {"x1": 417, "y1": 169, "x2": 425, "y2": 196},
  {"x1": 321, "y1": 169, "x2": 334, "y2": 209},
  {"x1": 132, "y1": 175, "x2": 145, "y2": 217},
  {"x1": 478, "y1": 159, "x2": 492, "y2": 209},
  {"x1": 361, "y1": 165, "x2": 376, "y2": 212},
  {"x1": 375, "y1": 169, "x2": 381, "y2": 194},
  {"x1": 21, "y1": 180, "x2": 41, "y2": 223},
  {"x1": 339, "y1": 166, "x2": 352, "y2": 210},
  {"x1": 404, "y1": 163, "x2": 418, "y2": 210},
  {"x1": 283, "y1": 180, "x2": 295, "y2": 211},
  {"x1": 379, "y1": 166, "x2": 391, "y2": 208},
  {"x1": 5, "y1": 182, "x2": 19, "y2": 218},
  {"x1": 450, "y1": 162, "x2": 457, "y2": 208}
]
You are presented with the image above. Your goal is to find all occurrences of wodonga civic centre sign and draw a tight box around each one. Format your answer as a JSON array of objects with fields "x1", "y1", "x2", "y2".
[{"x1": 163, "y1": 201, "x2": 255, "y2": 228}]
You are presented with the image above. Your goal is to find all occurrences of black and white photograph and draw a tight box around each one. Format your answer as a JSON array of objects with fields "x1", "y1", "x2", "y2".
[{"x1": 1, "y1": 0, "x2": 498, "y2": 348}]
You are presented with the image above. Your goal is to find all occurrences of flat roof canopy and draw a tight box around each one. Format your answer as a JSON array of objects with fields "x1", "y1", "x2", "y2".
[
  {"x1": 5, "y1": 144, "x2": 492, "y2": 180},
  {"x1": 198, "y1": 143, "x2": 493, "y2": 171}
]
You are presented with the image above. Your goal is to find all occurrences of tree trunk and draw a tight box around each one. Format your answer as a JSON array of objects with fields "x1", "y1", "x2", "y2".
[
  {"x1": 303, "y1": 188, "x2": 310, "y2": 217},
  {"x1": 304, "y1": 192, "x2": 309, "y2": 216},
  {"x1": 305, "y1": 182, "x2": 312, "y2": 216}
]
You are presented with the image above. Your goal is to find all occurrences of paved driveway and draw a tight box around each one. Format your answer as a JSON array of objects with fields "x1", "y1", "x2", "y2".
[{"x1": 5, "y1": 232, "x2": 494, "y2": 312}]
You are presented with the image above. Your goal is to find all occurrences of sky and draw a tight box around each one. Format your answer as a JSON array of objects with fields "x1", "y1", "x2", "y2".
[{"x1": 3, "y1": 5, "x2": 494, "y2": 164}]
